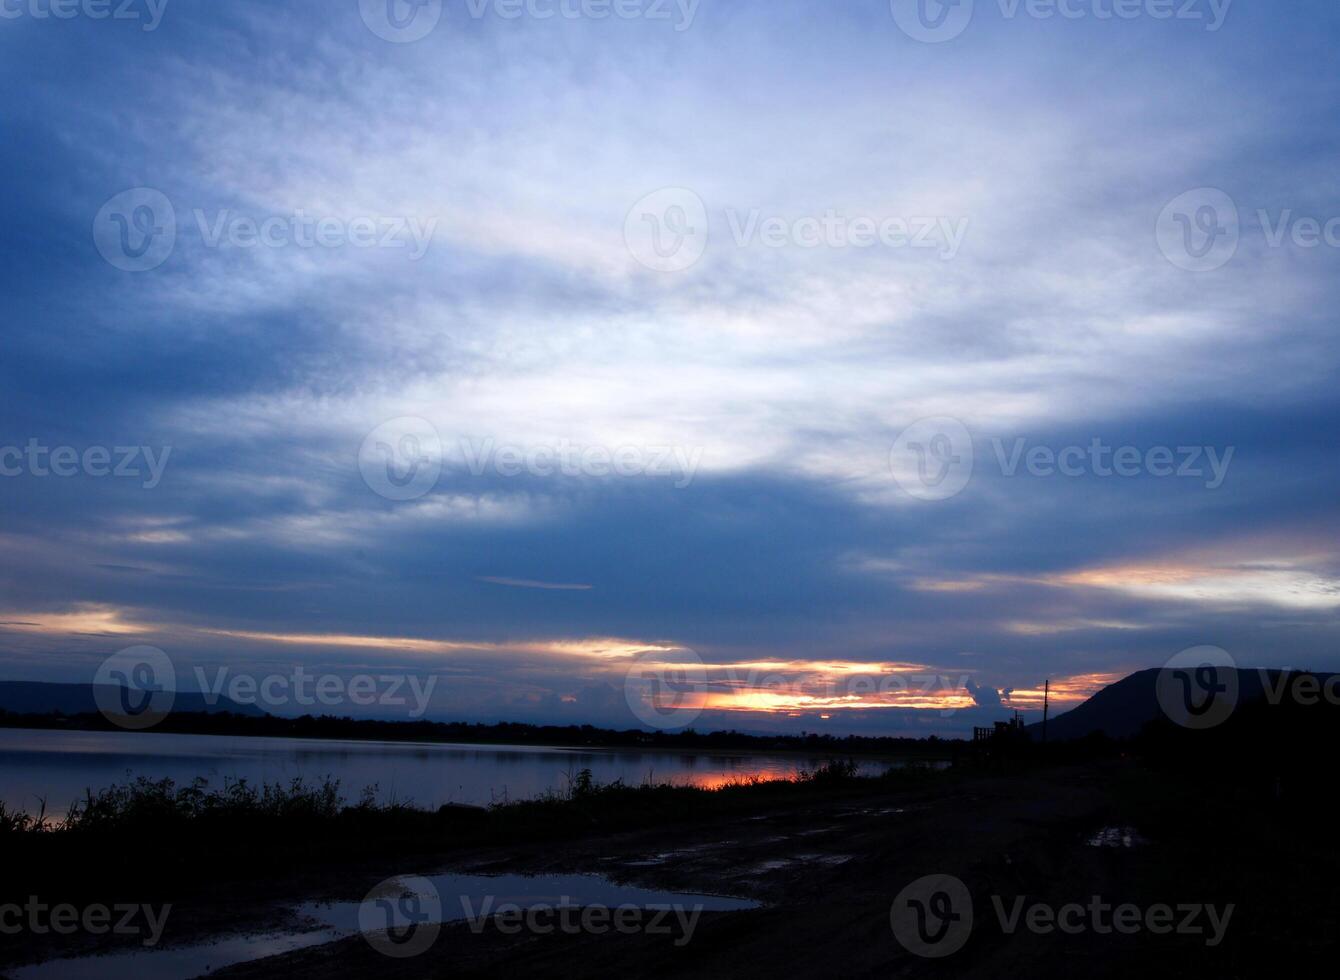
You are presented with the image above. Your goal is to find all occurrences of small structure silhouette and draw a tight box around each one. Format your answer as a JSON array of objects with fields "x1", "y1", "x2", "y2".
[{"x1": 971, "y1": 711, "x2": 1028, "y2": 768}]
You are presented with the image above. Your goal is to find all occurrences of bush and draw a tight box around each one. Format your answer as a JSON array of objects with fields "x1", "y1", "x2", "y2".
[
  {"x1": 36, "y1": 775, "x2": 361, "y2": 833},
  {"x1": 0, "y1": 800, "x2": 55, "y2": 835},
  {"x1": 798, "y1": 759, "x2": 860, "y2": 784}
]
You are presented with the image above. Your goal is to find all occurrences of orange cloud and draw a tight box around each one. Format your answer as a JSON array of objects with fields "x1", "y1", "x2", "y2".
[
  {"x1": 1003, "y1": 671, "x2": 1127, "y2": 709},
  {"x1": 1046, "y1": 560, "x2": 1340, "y2": 610},
  {"x1": 0, "y1": 605, "x2": 150, "y2": 637}
]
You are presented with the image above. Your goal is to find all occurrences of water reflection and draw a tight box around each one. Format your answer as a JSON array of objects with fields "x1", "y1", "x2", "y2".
[
  {"x1": 9, "y1": 873, "x2": 759, "y2": 980},
  {"x1": 0, "y1": 728, "x2": 933, "y2": 817}
]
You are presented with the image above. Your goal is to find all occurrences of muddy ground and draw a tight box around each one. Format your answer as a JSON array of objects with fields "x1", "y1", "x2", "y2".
[{"x1": 5, "y1": 760, "x2": 1333, "y2": 978}]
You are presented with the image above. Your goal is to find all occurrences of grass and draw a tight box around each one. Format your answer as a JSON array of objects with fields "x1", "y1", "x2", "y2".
[
  {"x1": 0, "y1": 758, "x2": 943, "y2": 924},
  {"x1": 0, "y1": 799, "x2": 56, "y2": 834},
  {"x1": 0, "y1": 775, "x2": 413, "y2": 835},
  {"x1": 0, "y1": 759, "x2": 935, "y2": 843}
]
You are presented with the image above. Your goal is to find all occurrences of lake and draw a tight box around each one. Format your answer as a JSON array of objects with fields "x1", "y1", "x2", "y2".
[{"x1": 0, "y1": 728, "x2": 925, "y2": 817}]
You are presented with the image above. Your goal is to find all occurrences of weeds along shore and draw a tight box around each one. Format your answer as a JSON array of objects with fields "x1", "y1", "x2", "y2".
[{"x1": 0, "y1": 761, "x2": 943, "y2": 908}]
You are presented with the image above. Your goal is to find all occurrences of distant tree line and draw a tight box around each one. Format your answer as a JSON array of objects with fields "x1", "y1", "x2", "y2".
[{"x1": 0, "y1": 708, "x2": 960, "y2": 756}]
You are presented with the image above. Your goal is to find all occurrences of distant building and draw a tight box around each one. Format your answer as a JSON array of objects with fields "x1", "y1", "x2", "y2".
[
  {"x1": 974, "y1": 711, "x2": 1026, "y2": 743},
  {"x1": 970, "y1": 711, "x2": 1028, "y2": 768}
]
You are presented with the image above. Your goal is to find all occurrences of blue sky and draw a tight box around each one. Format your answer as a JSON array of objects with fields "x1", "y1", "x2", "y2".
[{"x1": 2, "y1": 0, "x2": 1338, "y2": 736}]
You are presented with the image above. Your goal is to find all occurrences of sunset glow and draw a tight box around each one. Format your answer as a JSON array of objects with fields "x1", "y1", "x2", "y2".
[{"x1": 3, "y1": 0, "x2": 1338, "y2": 744}]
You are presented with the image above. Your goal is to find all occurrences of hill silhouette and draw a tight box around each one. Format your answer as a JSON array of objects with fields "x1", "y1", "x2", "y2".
[
  {"x1": 0, "y1": 680, "x2": 266, "y2": 718},
  {"x1": 1033, "y1": 667, "x2": 1335, "y2": 740}
]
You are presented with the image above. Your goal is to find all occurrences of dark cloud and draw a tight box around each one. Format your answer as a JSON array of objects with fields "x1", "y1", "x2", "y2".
[{"x1": 2, "y1": 0, "x2": 1339, "y2": 735}]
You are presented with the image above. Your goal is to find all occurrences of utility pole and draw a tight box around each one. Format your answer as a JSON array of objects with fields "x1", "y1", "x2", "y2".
[{"x1": 1042, "y1": 679, "x2": 1050, "y2": 743}]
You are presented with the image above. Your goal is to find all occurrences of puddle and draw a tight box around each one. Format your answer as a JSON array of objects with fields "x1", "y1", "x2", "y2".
[
  {"x1": 793, "y1": 853, "x2": 852, "y2": 866},
  {"x1": 1086, "y1": 826, "x2": 1148, "y2": 848},
  {"x1": 748, "y1": 859, "x2": 795, "y2": 873},
  {"x1": 742, "y1": 853, "x2": 851, "y2": 875},
  {"x1": 5, "y1": 930, "x2": 346, "y2": 980},
  {"x1": 8, "y1": 873, "x2": 759, "y2": 980},
  {"x1": 623, "y1": 840, "x2": 741, "y2": 866}
]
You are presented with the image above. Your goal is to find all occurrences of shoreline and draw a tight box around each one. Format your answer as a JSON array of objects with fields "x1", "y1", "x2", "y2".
[
  {"x1": 0, "y1": 712, "x2": 962, "y2": 759},
  {"x1": 0, "y1": 764, "x2": 940, "y2": 969},
  {"x1": 0, "y1": 723, "x2": 955, "y2": 764},
  {"x1": 0, "y1": 726, "x2": 951, "y2": 821},
  {"x1": 2, "y1": 754, "x2": 1333, "y2": 978}
]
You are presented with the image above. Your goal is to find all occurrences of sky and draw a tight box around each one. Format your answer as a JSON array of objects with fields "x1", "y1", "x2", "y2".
[{"x1": 1, "y1": 0, "x2": 1338, "y2": 737}]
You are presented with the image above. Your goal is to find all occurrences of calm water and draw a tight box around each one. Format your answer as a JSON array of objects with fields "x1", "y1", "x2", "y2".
[{"x1": 0, "y1": 728, "x2": 912, "y2": 816}]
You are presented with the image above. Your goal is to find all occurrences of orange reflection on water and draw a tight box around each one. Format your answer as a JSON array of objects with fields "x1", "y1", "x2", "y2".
[{"x1": 648, "y1": 761, "x2": 865, "y2": 791}]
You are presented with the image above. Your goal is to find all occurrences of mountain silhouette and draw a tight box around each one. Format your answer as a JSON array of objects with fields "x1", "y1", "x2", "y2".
[
  {"x1": 1032, "y1": 668, "x2": 1260, "y2": 740},
  {"x1": 0, "y1": 680, "x2": 266, "y2": 718}
]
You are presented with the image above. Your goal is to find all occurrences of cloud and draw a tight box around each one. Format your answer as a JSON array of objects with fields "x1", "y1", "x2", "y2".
[
  {"x1": 2, "y1": 0, "x2": 1339, "y2": 733},
  {"x1": 479, "y1": 577, "x2": 594, "y2": 591},
  {"x1": 964, "y1": 681, "x2": 1005, "y2": 709}
]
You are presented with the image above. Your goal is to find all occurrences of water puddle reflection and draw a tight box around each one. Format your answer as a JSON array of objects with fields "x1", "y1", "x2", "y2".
[
  {"x1": 8, "y1": 872, "x2": 759, "y2": 980},
  {"x1": 1086, "y1": 825, "x2": 1148, "y2": 848}
]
